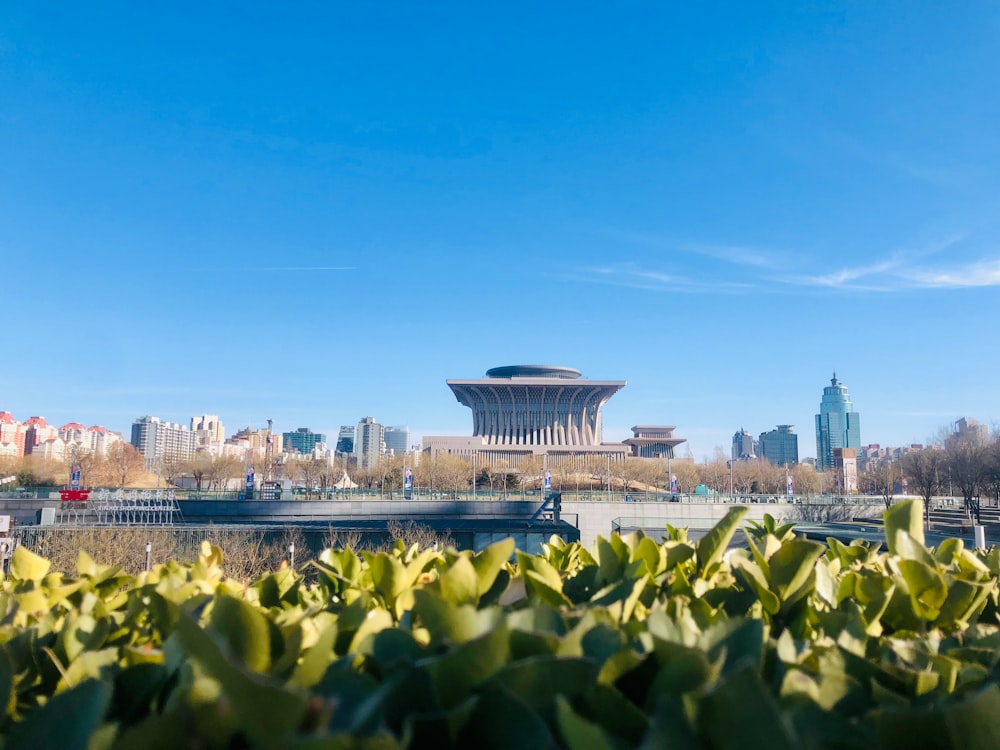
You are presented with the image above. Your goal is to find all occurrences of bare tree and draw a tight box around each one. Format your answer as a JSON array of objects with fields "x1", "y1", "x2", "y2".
[
  {"x1": 862, "y1": 461, "x2": 902, "y2": 509},
  {"x1": 982, "y1": 437, "x2": 1000, "y2": 508},
  {"x1": 902, "y1": 447, "x2": 946, "y2": 515},
  {"x1": 698, "y1": 450, "x2": 730, "y2": 493},
  {"x1": 791, "y1": 463, "x2": 821, "y2": 496},
  {"x1": 946, "y1": 434, "x2": 988, "y2": 523},
  {"x1": 207, "y1": 455, "x2": 244, "y2": 492},
  {"x1": 104, "y1": 443, "x2": 147, "y2": 489}
]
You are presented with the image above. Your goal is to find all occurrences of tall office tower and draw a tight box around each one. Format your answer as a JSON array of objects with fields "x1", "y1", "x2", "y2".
[
  {"x1": 384, "y1": 426, "x2": 410, "y2": 457},
  {"x1": 447, "y1": 365, "x2": 625, "y2": 446},
  {"x1": 191, "y1": 415, "x2": 225, "y2": 446},
  {"x1": 282, "y1": 427, "x2": 327, "y2": 455},
  {"x1": 758, "y1": 425, "x2": 799, "y2": 467},
  {"x1": 624, "y1": 426, "x2": 686, "y2": 458},
  {"x1": 335, "y1": 426, "x2": 355, "y2": 455},
  {"x1": 731, "y1": 428, "x2": 757, "y2": 461},
  {"x1": 130, "y1": 416, "x2": 197, "y2": 468},
  {"x1": 815, "y1": 374, "x2": 861, "y2": 472},
  {"x1": 353, "y1": 417, "x2": 385, "y2": 469}
]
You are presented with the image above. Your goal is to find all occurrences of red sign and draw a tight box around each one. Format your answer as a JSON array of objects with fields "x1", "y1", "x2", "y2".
[{"x1": 59, "y1": 490, "x2": 91, "y2": 502}]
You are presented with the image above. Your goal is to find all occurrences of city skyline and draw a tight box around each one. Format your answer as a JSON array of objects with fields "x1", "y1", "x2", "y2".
[
  {"x1": 3, "y1": 4, "x2": 1000, "y2": 460},
  {"x1": 1, "y1": 366, "x2": 992, "y2": 464}
]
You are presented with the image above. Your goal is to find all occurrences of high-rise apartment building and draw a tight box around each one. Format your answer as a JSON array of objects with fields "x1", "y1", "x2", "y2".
[
  {"x1": 815, "y1": 374, "x2": 861, "y2": 472},
  {"x1": 131, "y1": 416, "x2": 197, "y2": 468},
  {"x1": 353, "y1": 417, "x2": 385, "y2": 469},
  {"x1": 22, "y1": 416, "x2": 59, "y2": 455},
  {"x1": 191, "y1": 415, "x2": 225, "y2": 447},
  {"x1": 949, "y1": 417, "x2": 989, "y2": 447},
  {"x1": 383, "y1": 426, "x2": 410, "y2": 457},
  {"x1": 732, "y1": 429, "x2": 757, "y2": 461},
  {"x1": 283, "y1": 427, "x2": 327, "y2": 455},
  {"x1": 58, "y1": 423, "x2": 123, "y2": 456},
  {"x1": 0, "y1": 412, "x2": 27, "y2": 458},
  {"x1": 758, "y1": 425, "x2": 798, "y2": 467}
]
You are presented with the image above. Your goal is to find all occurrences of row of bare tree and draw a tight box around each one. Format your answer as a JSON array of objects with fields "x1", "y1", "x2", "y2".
[{"x1": 4, "y1": 423, "x2": 998, "y2": 508}]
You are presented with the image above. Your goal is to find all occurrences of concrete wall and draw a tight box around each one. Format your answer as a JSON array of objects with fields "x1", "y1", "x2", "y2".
[
  {"x1": 563, "y1": 500, "x2": 799, "y2": 548},
  {"x1": 177, "y1": 498, "x2": 543, "y2": 522}
]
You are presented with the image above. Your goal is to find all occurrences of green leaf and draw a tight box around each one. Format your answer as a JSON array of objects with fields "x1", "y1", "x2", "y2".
[
  {"x1": 10, "y1": 545, "x2": 52, "y2": 581},
  {"x1": 175, "y1": 611, "x2": 307, "y2": 749},
  {"x1": 898, "y1": 560, "x2": 948, "y2": 621},
  {"x1": 885, "y1": 499, "x2": 925, "y2": 556},
  {"x1": 486, "y1": 655, "x2": 597, "y2": 709},
  {"x1": 471, "y1": 538, "x2": 515, "y2": 598},
  {"x1": 458, "y1": 687, "x2": 555, "y2": 749},
  {"x1": 420, "y1": 620, "x2": 510, "y2": 708},
  {"x1": 5, "y1": 679, "x2": 110, "y2": 750},
  {"x1": 412, "y1": 590, "x2": 503, "y2": 645},
  {"x1": 698, "y1": 663, "x2": 798, "y2": 750},
  {"x1": 874, "y1": 682, "x2": 1000, "y2": 750},
  {"x1": 635, "y1": 537, "x2": 663, "y2": 577},
  {"x1": 365, "y1": 552, "x2": 410, "y2": 610},
  {"x1": 208, "y1": 593, "x2": 275, "y2": 673},
  {"x1": 596, "y1": 537, "x2": 624, "y2": 586},
  {"x1": 696, "y1": 506, "x2": 748, "y2": 575},
  {"x1": 767, "y1": 538, "x2": 826, "y2": 610},
  {"x1": 523, "y1": 570, "x2": 573, "y2": 609},
  {"x1": 556, "y1": 695, "x2": 617, "y2": 750},
  {"x1": 731, "y1": 554, "x2": 781, "y2": 615},
  {"x1": 438, "y1": 554, "x2": 480, "y2": 607}
]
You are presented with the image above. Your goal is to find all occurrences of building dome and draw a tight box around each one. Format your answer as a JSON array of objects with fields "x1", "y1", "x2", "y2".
[{"x1": 485, "y1": 365, "x2": 582, "y2": 379}]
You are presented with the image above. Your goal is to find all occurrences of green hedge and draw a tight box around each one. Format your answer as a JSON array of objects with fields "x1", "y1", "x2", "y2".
[{"x1": 1, "y1": 499, "x2": 999, "y2": 749}]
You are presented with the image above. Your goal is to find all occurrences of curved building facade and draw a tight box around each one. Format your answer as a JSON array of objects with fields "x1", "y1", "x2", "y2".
[{"x1": 447, "y1": 365, "x2": 625, "y2": 447}]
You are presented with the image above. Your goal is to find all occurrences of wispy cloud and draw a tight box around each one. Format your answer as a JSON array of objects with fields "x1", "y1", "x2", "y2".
[
  {"x1": 902, "y1": 258, "x2": 1000, "y2": 288},
  {"x1": 252, "y1": 266, "x2": 355, "y2": 272},
  {"x1": 201, "y1": 266, "x2": 356, "y2": 272},
  {"x1": 676, "y1": 241, "x2": 789, "y2": 270},
  {"x1": 567, "y1": 231, "x2": 1000, "y2": 295},
  {"x1": 606, "y1": 228, "x2": 793, "y2": 271},
  {"x1": 779, "y1": 234, "x2": 986, "y2": 292},
  {"x1": 563, "y1": 263, "x2": 755, "y2": 294}
]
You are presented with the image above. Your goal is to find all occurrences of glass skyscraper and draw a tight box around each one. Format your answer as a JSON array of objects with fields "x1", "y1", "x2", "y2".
[{"x1": 815, "y1": 374, "x2": 861, "y2": 472}]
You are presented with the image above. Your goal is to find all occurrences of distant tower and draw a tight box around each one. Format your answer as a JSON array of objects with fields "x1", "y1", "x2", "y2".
[
  {"x1": 353, "y1": 417, "x2": 385, "y2": 469},
  {"x1": 758, "y1": 425, "x2": 798, "y2": 467},
  {"x1": 731, "y1": 428, "x2": 757, "y2": 461},
  {"x1": 815, "y1": 373, "x2": 861, "y2": 472},
  {"x1": 335, "y1": 426, "x2": 355, "y2": 455},
  {"x1": 384, "y1": 426, "x2": 410, "y2": 457}
]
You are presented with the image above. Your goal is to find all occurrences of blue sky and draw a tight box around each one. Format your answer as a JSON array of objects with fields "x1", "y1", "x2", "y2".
[{"x1": 2, "y1": 2, "x2": 999, "y2": 460}]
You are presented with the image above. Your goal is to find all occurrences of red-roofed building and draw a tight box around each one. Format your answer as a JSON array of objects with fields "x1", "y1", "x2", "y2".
[
  {"x1": 0, "y1": 412, "x2": 27, "y2": 458},
  {"x1": 58, "y1": 422, "x2": 123, "y2": 456},
  {"x1": 23, "y1": 417, "x2": 59, "y2": 455}
]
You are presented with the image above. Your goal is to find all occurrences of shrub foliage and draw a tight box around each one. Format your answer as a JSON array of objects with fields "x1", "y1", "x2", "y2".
[{"x1": 1, "y1": 500, "x2": 1000, "y2": 749}]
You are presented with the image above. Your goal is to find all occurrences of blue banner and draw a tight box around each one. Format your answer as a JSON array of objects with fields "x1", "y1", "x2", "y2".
[
  {"x1": 544, "y1": 471, "x2": 551, "y2": 492},
  {"x1": 246, "y1": 466, "x2": 255, "y2": 490},
  {"x1": 670, "y1": 474, "x2": 678, "y2": 493},
  {"x1": 404, "y1": 467, "x2": 413, "y2": 491}
]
